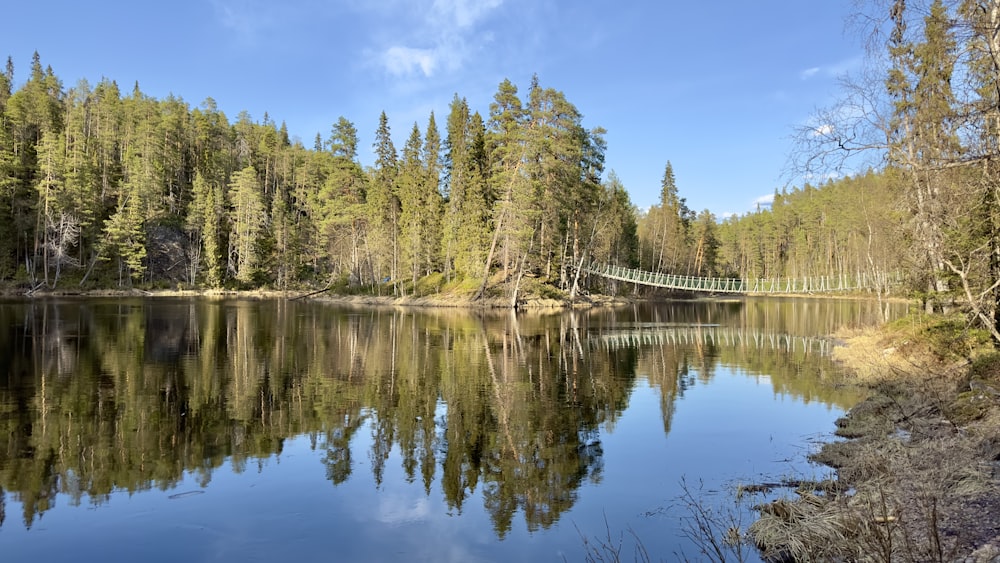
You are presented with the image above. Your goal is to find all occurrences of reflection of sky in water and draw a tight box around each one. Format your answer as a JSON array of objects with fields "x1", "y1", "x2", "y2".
[{"x1": 0, "y1": 367, "x2": 840, "y2": 562}]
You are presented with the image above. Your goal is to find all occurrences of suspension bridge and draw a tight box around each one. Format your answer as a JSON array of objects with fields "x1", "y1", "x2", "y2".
[{"x1": 584, "y1": 264, "x2": 892, "y2": 294}]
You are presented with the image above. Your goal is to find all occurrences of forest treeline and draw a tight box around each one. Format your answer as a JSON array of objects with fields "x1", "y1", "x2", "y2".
[
  {"x1": 0, "y1": 53, "x2": 639, "y2": 301},
  {"x1": 638, "y1": 166, "x2": 903, "y2": 289},
  {"x1": 0, "y1": 52, "x2": 912, "y2": 305}
]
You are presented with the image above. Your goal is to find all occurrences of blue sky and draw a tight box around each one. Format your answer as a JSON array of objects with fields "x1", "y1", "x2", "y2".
[{"x1": 3, "y1": 0, "x2": 861, "y2": 217}]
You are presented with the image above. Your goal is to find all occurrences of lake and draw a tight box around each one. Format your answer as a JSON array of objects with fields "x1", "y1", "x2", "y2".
[{"x1": 0, "y1": 297, "x2": 903, "y2": 562}]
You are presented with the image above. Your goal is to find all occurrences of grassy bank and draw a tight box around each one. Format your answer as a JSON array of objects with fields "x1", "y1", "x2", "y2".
[
  {"x1": 4, "y1": 274, "x2": 635, "y2": 309},
  {"x1": 750, "y1": 314, "x2": 1000, "y2": 562}
]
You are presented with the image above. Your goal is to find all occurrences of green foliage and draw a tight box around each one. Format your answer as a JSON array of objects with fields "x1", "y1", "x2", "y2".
[
  {"x1": 967, "y1": 351, "x2": 1000, "y2": 381},
  {"x1": 0, "y1": 56, "x2": 634, "y2": 297},
  {"x1": 886, "y1": 312, "x2": 993, "y2": 363},
  {"x1": 695, "y1": 171, "x2": 906, "y2": 290},
  {"x1": 440, "y1": 273, "x2": 481, "y2": 295},
  {"x1": 227, "y1": 165, "x2": 266, "y2": 284}
]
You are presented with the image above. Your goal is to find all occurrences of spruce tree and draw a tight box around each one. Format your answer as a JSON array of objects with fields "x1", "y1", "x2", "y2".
[
  {"x1": 369, "y1": 112, "x2": 399, "y2": 289},
  {"x1": 228, "y1": 165, "x2": 266, "y2": 284},
  {"x1": 397, "y1": 122, "x2": 424, "y2": 287},
  {"x1": 421, "y1": 112, "x2": 443, "y2": 276}
]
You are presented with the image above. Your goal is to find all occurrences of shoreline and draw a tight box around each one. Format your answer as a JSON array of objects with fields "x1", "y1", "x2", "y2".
[
  {"x1": 0, "y1": 284, "x2": 910, "y2": 309},
  {"x1": 1, "y1": 286, "x2": 637, "y2": 309},
  {"x1": 748, "y1": 319, "x2": 1000, "y2": 562}
]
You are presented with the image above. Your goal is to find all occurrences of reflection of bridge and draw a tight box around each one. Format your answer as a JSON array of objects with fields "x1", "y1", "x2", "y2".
[
  {"x1": 585, "y1": 264, "x2": 888, "y2": 294},
  {"x1": 589, "y1": 325, "x2": 833, "y2": 356}
]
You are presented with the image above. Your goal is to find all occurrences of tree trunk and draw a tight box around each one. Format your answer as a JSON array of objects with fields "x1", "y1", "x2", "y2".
[{"x1": 473, "y1": 209, "x2": 504, "y2": 301}]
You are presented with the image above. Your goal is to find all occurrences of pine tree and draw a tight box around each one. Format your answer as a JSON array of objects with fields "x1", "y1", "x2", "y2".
[
  {"x1": 886, "y1": 0, "x2": 958, "y2": 304},
  {"x1": 0, "y1": 62, "x2": 17, "y2": 277},
  {"x1": 478, "y1": 79, "x2": 528, "y2": 300},
  {"x1": 585, "y1": 171, "x2": 638, "y2": 294},
  {"x1": 187, "y1": 171, "x2": 224, "y2": 286},
  {"x1": 441, "y1": 96, "x2": 470, "y2": 279},
  {"x1": 368, "y1": 111, "x2": 399, "y2": 290},
  {"x1": 228, "y1": 165, "x2": 267, "y2": 284},
  {"x1": 62, "y1": 81, "x2": 99, "y2": 257},
  {"x1": 313, "y1": 118, "x2": 367, "y2": 284},
  {"x1": 397, "y1": 122, "x2": 425, "y2": 287},
  {"x1": 328, "y1": 116, "x2": 358, "y2": 159},
  {"x1": 102, "y1": 157, "x2": 147, "y2": 286},
  {"x1": 5, "y1": 52, "x2": 65, "y2": 273},
  {"x1": 690, "y1": 210, "x2": 719, "y2": 276},
  {"x1": 652, "y1": 161, "x2": 693, "y2": 273},
  {"x1": 33, "y1": 130, "x2": 68, "y2": 286},
  {"x1": 421, "y1": 112, "x2": 443, "y2": 275},
  {"x1": 442, "y1": 98, "x2": 492, "y2": 281}
]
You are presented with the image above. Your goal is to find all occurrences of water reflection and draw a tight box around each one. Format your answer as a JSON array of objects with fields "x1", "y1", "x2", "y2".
[{"x1": 0, "y1": 297, "x2": 898, "y2": 537}]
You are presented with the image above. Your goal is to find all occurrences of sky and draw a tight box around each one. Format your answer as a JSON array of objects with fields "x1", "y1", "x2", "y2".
[{"x1": 3, "y1": 0, "x2": 864, "y2": 218}]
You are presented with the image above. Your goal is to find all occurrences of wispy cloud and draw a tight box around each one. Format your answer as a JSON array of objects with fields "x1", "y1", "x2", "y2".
[
  {"x1": 213, "y1": 0, "x2": 507, "y2": 79},
  {"x1": 373, "y1": 0, "x2": 505, "y2": 78},
  {"x1": 212, "y1": 0, "x2": 271, "y2": 38},
  {"x1": 800, "y1": 56, "x2": 862, "y2": 80},
  {"x1": 433, "y1": 0, "x2": 503, "y2": 28},
  {"x1": 752, "y1": 193, "x2": 774, "y2": 208},
  {"x1": 211, "y1": 0, "x2": 336, "y2": 43},
  {"x1": 800, "y1": 67, "x2": 820, "y2": 80},
  {"x1": 382, "y1": 46, "x2": 439, "y2": 77}
]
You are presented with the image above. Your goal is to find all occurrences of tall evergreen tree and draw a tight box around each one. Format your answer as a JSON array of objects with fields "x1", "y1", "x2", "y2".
[
  {"x1": 369, "y1": 111, "x2": 399, "y2": 290},
  {"x1": 328, "y1": 116, "x2": 358, "y2": 159},
  {"x1": 33, "y1": 130, "x2": 71, "y2": 286},
  {"x1": 442, "y1": 97, "x2": 491, "y2": 281},
  {"x1": 421, "y1": 112, "x2": 443, "y2": 275},
  {"x1": 228, "y1": 165, "x2": 267, "y2": 284},
  {"x1": 314, "y1": 118, "x2": 367, "y2": 284},
  {"x1": 885, "y1": 0, "x2": 959, "y2": 304},
  {"x1": 102, "y1": 157, "x2": 147, "y2": 286},
  {"x1": 398, "y1": 122, "x2": 425, "y2": 287},
  {"x1": 477, "y1": 79, "x2": 528, "y2": 300},
  {"x1": 187, "y1": 171, "x2": 224, "y2": 286}
]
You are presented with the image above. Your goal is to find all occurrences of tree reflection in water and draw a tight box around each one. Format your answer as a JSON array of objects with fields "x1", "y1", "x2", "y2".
[{"x1": 0, "y1": 297, "x2": 894, "y2": 532}]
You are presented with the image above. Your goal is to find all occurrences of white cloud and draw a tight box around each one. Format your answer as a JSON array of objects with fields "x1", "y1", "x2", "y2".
[
  {"x1": 374, "y1": 0, "x2": 504, "y2": 78},
  {"x1": 432, "y1": 0, "x2": 503, "y2": 28},
  {"x1": 383, "y1": 46, "x2": 439, "y2": 77},
  {"x1": 799, "y1": 57, "x2": 863, "y2": 80},
  {"x1": 811, "y1": 123, "x2": 834, "y2": 137},
  {"x1": 752, "y1": 193, "x2": 774, "y2": 208},
  {"x1": 800, "y1": 67, "x2": 820, "y2": 80}
]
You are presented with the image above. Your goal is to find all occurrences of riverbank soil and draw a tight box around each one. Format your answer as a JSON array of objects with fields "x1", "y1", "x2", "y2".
[{"x1": 750, "y1": 315, "x2": 1000, "y2": 562}]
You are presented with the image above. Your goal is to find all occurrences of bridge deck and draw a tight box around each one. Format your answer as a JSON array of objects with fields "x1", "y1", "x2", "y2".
[{"x1": 585, "y1": 264, "x2": 882, "y2": 294}]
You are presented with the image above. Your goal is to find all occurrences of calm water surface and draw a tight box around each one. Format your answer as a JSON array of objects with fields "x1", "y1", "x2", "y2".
[{"x1": 0, "y1": 297, "x2": 905, "y2": 562}]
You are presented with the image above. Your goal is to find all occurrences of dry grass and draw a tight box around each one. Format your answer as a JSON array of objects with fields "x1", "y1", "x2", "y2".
[
  {"x1": 751, "y1": 431, "x2": 993, "y2": 561},
  {"x1": 831, "y1": 326, "x2": 907, "y2": 383},
  {"x1": 749, "y1": 315, "x2": 1000, "y2": 562}
]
